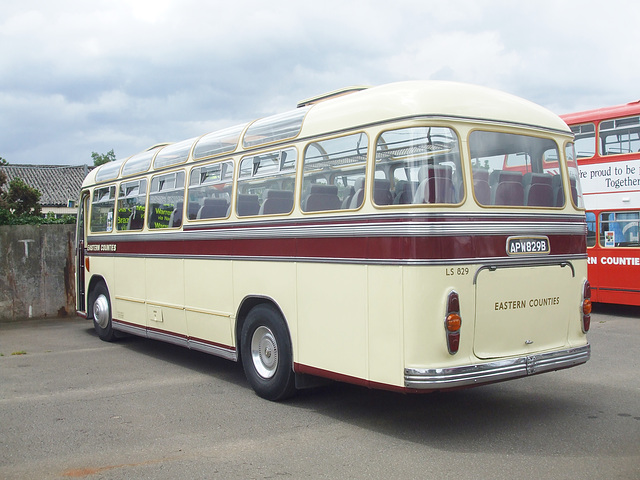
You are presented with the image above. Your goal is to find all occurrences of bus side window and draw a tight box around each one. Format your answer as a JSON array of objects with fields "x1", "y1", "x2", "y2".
[
  {"x1": 302, "y1": 133, "x2": 368, "y2": 212},
  {"x1": 569, "y1": 123, "x2": 596, "y2": 159},
  {"x1": 586, "y1": 212, "x2": 596, "y2": 247},
  {"x1": 304, "y1": 184, "x2": 341, "y2": 212},
  {"x1": 414, "y1": 164, "x2": 458, "y2": 204},
  {"x1": 148, "y1": 171, "x2": 186, "y2": 229},
  {"x1": 375, "y1": 126, "x2": 463, "y2": 206},
  {"x1": 599, "y1": 116, "x2": 640, "y2": 156},
  {"x1": 237, "y1": 148, "x2": 297, "y2": 217},
  {"x1": 260, "y1": 189, "x2": 294, "y2": 215},
  {"x1": 116, "y1": 179, "x2": 147, "y2": 231},
  {"x1": 168, "y1": 202, "x2": 184, "y2": 227},
  {"x1": 625, "y1": 213, "x2": 640, "y2": 246},
  {"x1": 188, "y1": 161, "x2": 233, "y2": 221},
  {"x1": 602, "y1": 211, "x2": 640, "y2": 247},
  {"x1": 90, "y1": 185, "x2": 116, "y2": 233}
]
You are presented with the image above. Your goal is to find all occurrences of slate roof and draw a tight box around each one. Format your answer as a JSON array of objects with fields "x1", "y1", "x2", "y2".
[{"x1": 0, "y1": 164, "x2": 91, "y2": 207}]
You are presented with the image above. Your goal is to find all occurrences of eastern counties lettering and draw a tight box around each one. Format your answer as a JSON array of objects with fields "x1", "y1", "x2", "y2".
[{"x1": 494, "y1": 297, "x2": 560, "y2": 310}]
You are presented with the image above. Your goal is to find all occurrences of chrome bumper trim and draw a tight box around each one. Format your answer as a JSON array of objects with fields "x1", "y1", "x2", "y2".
[{"x1": 404, "y1": 344, "x2": 590, "y2": 389}]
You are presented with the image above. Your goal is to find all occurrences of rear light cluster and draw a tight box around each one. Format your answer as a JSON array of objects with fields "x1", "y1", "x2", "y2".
[
  {"x1": 445, "y1": 290, "x2": 461, "y2": 354},
  {"x1": 581, "y1": 280, "x2": 592, "y2": 333}
]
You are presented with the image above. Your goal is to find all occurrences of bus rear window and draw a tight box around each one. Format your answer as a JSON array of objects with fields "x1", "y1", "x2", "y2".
[{"x1": 469, "y1": 131, "x2": 565, "y2": 208}]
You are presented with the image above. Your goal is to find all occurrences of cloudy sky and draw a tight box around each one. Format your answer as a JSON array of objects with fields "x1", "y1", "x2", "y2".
[{"x1": 2, "y1": 0, "x2": 639, "y2": 166}]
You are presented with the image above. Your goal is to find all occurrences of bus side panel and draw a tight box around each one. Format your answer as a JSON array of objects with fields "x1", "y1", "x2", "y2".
[
  {"x1": 296, "y1": 263, "x2": 367, "y2": 380},
  {"x1": 88, "y1": 256, "x2": 115, "y2": 308},
  {"x1": 595, "y1": 288, "x2": 640, "y2": 306},
  {"x1": 590, "y1": 248, "x2": 640, "y2": 306},
  {"x1": 112, "y1": 257, "x2": 146, "y2": 325},
  {"x1": 586, "y1": 247, "x2": 602, "y2": 303},
  {"x1": 367, "y1": 265, "x2": 404, "y2": 387},
  {"x1": 184, "y1": 259, "x2": 235, "y2": 347},
  {"x1": 232, "y1": 260, "x2": 298, "y2": 350},
  {"x1": 145, "y1": 258, "x2": 187, "y2": 337}
]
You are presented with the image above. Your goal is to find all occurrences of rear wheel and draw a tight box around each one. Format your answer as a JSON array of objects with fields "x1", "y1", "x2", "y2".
[
  {"x1": 240, "y1": 304, "x2": 296, "y2": 401},
  {"x1": 90, "y1": 282, "x2": 117, "y2": 342}
]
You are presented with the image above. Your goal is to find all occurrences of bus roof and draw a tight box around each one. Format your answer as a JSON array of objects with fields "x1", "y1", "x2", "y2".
[
  {"x1": 300, "y1": 80, "x2": 571, "y2": 138},
  {"x1": 561, "y1": 100, "x2": 640, "y2": 125},
  {"x1": 87, "y1": 81, "x2": 571, "y2": 186}
]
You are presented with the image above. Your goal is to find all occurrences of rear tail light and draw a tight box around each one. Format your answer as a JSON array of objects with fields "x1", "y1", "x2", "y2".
[
  {"x1": 445, "y1": 290, "x2": 461, "y2": 354},
  {"x1": 581, "y1": 280, "x2": 591, "y2": 333}
]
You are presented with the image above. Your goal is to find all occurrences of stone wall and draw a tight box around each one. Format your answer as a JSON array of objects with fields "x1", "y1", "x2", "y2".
[{"x1": 0, "y1": 224, "x2": 76, "y2": 321}]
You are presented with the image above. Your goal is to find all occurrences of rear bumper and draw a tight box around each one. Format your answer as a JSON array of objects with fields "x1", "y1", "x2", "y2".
[{"x1": 404, "y1": 344, "x2": 590, "y2": 390}]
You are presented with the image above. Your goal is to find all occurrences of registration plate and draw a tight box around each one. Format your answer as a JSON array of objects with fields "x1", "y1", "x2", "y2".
[{"x1": 506, "y1": 236, "x2": 550, "y2": 255}]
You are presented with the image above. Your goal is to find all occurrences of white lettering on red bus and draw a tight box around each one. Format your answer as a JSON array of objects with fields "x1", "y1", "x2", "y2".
[{"x1": 600, "y1": 256, "x2": 640, "y2": 266}]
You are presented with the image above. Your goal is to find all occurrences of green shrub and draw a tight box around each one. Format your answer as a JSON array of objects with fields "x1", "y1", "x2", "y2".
[{"x1": 0, "y1": 209, "x2": 76, "y2": 225}]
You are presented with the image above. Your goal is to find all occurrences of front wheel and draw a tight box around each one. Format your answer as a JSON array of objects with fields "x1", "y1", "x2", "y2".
[
  {"x1": 240, "y1": 304, "x2": 296, "y2": 401},
  {"x1": 90, "y1": 282, "x2": 117, "y2": 342}
]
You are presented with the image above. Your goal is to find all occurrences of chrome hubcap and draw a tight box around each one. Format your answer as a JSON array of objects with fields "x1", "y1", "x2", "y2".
[
  {"x1": 93, "y1": 294, "x2": 110, "y2": 329},
  {"x1": 250, "y1": 326, "x2": 278, "y2": 379}
]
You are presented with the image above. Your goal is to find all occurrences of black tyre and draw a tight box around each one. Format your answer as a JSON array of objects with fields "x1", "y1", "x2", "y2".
[
  {"x1": 90, "y1": 282, "x2": 117, "y2": 342},
  {"x1": 240, "y1": 304, "x2": 296, "y2": 401}
]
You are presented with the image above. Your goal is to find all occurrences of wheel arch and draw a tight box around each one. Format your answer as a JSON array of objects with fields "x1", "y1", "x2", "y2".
[
  {"x1": 86, "y1": 274, "x2": 109, "y2": 320},
  {"x1": 235, "y1": 295, "x2": 292, "y2": 363}
]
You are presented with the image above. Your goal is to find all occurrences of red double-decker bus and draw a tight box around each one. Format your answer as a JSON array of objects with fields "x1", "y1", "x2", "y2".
[{"x1": 562, "y1": 102, "x2": 640, "y2": 306}]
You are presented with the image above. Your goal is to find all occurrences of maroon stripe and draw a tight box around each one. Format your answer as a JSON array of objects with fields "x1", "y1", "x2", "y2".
[
  {"x1": 294, "y1": 363, "x2": 408, "y2": 393},
  {"x1": 90, "y1": 234, "x2": 585, "y2": 260}
]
